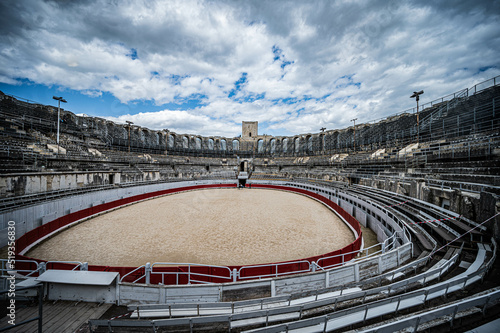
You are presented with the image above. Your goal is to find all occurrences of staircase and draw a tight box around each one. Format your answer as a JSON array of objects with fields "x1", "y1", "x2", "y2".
[{"x1": 416, "y1": 88, "x2": 468, "y2": 135}]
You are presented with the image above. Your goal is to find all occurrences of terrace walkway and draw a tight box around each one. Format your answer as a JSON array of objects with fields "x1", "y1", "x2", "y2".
[{"x1": 0, "y1": 301, "x2": 111, "y2": 332}]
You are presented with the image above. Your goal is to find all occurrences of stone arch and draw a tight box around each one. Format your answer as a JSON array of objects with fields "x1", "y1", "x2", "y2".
[
  {"x1": 120, "y1": 126, "x2": 128, "y2": 140},
  {"x1": 257, "y1": 139, "x2": 264, "y2": 153},
  {"x1": 152, "y1": 131, "x2": 160, "y2": 146},
  {"x1": 233, "y1": 139, "x2": 240, "y2": 151},
  {"x1": 307, "y1": 135, "x2": 313, "y2": 152},
  {"x1": 168, "y1": 134, "x2": 175, "y2": 148},
  {"x1": 195, "y1": 137, "x2": 202, "y2": 150},
  {"x1": 141, "y1": 129, "x2": 148, "y2": 142}
]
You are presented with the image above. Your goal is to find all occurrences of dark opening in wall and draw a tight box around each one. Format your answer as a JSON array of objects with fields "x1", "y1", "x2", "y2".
[
  {"x1": 206, "y1": 165, "x2": 210, "y2": 172},
  {"x1": 109, "y1": 174, "x2": 115, "y2": 185},
  {"x1": 442, "y1": 198, "x2": 450, "y2": 210},
  {"x1": 348, "y1": 177, "x2": 360, "y2": 185}
]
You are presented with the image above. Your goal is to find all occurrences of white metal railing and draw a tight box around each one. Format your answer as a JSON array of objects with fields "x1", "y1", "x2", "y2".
[
  {"x1": 245, "y1": 241, "x2": 496, "y2": 333},
  {"x1": 0, "y1": 259, "x2": 40, "y2": 277},
  {"x1": 291, "y1": 181, "x2": 412, "y2": 246},
  {"x1": 237, "y1": 260, "x2": 312, "y2": 280},
  {"x1": 315, "y1": 238, "x2": 388, "y2": 270},
  {"x1": 120, "y1": 265, "x2": 147, "y2": 283},
  {"x1": 151, "y1": 262, "x2": 233, "y2": 285},
  {"x1": 90, "y1": 245, "x2": 479, "y2": 331},
  {"x1": 133, "y1": 252, "x2": 458, "y2": 320},
  {"x1": 44, "y1": 261, "x2": 84, "y2": 271},
  {"x1": 118, "y1": 240, "x2": 411, "y2": 285},
  {"x1": 359, "y1": 289, "x2": 500, "y2": 333}
]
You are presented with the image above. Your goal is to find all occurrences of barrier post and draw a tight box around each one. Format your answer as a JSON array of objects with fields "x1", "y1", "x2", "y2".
[
  {"x1": 38, "y1": 262, "x2": 46, "y2": 275},
  {"x1": 145, "y1": 262, "x2": 151, "y2": 284},
  {"x1": 354, "y1": 263, "x2": 360, "y2": 282},
  {"x1": 232, "y1": 268, "x2": 237, "y2": 282},
  {"x1": 81, "y1": 262, "x2": 88, "y2": 271}
]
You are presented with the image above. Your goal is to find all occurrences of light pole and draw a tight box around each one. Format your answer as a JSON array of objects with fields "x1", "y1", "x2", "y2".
[
  {"x1": 410, "y1": 90, "x2": 424, "y2": 143},
  {"x1": 320, "y1": 127, "x2": 326, "y2": 155},
  {"x1": 52, "y1": 96, "x2": 67, "y2": 155},
  {"x1": 126, "y1": 121, "x2": 133, "y2": 152},
  {"x1": 351, "y1": 118, "x2": 358, "y2": 152}
]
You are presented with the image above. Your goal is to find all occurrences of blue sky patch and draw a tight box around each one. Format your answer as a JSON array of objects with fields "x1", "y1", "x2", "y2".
[
  {"x1": 232, "y1": 92, "x2": 265, "y2": 104},
  {"x1": 476, "y1": 66, "x2": 496, "y2": 74},
  {"x1": 272, "y1": 45, "x2": 294, "y2": 70},
  {"x1": 172, "y1": 93, "x2": 209, "y2": 109},
  {"x1": 127, "y1": 48, "x2": 138, "y2": 60},
  {"x1": 169, "y1": 74, "x2": 190, "y2": 85},
  {"x1": 228, "y1": 72, "x2": 248, "y2": 98}
]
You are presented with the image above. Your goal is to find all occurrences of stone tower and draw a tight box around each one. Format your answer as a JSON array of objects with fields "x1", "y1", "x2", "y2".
[{"x1": 242, "y1": 121, "x2": 258, "y2": 138}]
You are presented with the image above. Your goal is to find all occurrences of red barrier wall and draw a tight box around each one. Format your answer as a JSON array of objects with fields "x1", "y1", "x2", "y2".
[{"x1": 15, "y1": 183, "x2": 362, "y2": 284}]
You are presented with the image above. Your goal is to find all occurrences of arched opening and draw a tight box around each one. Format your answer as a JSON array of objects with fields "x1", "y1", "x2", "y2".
[
  {"x1": 233, "y1": 139, "x2": 240, "y2": 151},
  {"x1": 168, "y1": 134, "x2": 175, "y2": 148},
  {"x1": 307, "y1": 136, "x2": 313, "y2": 152},
  {"x1": 257, "y1": 139, "x2": 264, "y2": 153}
]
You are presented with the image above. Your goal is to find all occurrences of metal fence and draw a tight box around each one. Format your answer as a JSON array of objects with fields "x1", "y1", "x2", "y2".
[
  {"x1": 244, "y1": 240, "x2": 496, "y2": 332},
  {"x1": 88, "y1": 238, "x2": 496, "y2": 332},
  {"x1": 359, "y1": 289, "x2": 500, "y2": 333}
]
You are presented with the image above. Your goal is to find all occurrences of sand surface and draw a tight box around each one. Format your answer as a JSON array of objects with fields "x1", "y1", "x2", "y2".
[{"x1": 27, "y1": 188, "x2": 360, "y2": 267}]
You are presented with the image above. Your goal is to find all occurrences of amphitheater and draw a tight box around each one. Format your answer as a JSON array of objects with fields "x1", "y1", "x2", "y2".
[{"x1": 0, "y1": 76, "x2": 499, "y2": 332}]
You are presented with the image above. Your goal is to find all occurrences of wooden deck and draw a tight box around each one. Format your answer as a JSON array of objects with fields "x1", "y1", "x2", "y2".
[{"x1": 0, "y1": 301, "x2": 111, "y2": 333}]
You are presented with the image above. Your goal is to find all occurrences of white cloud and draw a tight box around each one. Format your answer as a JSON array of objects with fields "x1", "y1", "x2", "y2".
[
  {"x1": 0, "y1": 0, "x2": 499, "y2": 137},
  {"x1": 105, "y1": 109, "x2": 240, "y2": 137}
]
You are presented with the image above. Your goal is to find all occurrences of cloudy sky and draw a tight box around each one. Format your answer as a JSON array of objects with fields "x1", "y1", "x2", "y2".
[{"x1": 0, "y1": 0, "x2": 499, "y2": 137}]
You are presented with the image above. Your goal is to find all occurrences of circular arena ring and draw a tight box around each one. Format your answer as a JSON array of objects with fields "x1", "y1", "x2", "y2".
[{"x1": 14, "y1": 182, "x2": 365, "y2": 285}]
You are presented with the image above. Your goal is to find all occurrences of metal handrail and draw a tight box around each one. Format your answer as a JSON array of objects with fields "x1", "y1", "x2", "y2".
[
  {"x1": 315, "y1": 239, "x2": 388, "y2": 270},
  {"x1": 45, "y1": 261, "x2": 83, "y2": 271},
  {"x1": 93, "y1": 247, "x2": 470, "y2": 331},
  {"x1": 120, "y1": 265, "x2": 146, "y2": 283},
  {"x1": 0, "y1": 259, "x2": 39, "y2": 277},
  {"x1": 150, "y1": 262, "x2": 232, "y2": 285},
  {"x1": 237, "y1": 260, "x2": 312, "y2": 280},
  {"x1": 244, "y1": 241, "x2": 495, "y2": 333}
]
